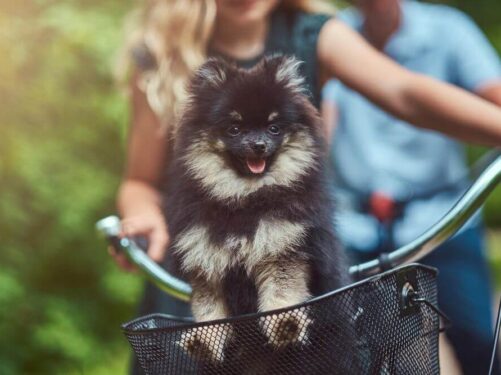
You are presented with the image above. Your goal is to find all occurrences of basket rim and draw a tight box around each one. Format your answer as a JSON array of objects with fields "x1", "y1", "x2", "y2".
[{"x1": 122, "y1": 262, "x2": 437, "y2": 335}]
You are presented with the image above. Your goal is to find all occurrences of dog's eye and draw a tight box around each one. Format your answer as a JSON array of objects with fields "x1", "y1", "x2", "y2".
[
  {"x1": 227, "y1": 126, "x2": 241, "y2": 136},
  {"x1": 268, "y1": 125, "x2": 280, "y2": 135}
]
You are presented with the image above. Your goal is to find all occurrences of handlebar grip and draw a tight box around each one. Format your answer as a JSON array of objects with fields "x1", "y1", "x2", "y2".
[{"x1": 96, "y1": 216, "x2": 192, "y2": 302}]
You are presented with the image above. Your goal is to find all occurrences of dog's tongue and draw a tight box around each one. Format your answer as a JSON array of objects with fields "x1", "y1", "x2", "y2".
[{"x1": 246, "y1": 158, "x2": 266, "y2": 174}]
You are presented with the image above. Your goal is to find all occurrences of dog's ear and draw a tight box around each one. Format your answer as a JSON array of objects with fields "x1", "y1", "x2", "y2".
[
  {"x1": 263, "y1": 55, "x2": 306, "y2": 94},
  {"x1": 191, "y1": 58, "x2": 234, "y2": 91}
]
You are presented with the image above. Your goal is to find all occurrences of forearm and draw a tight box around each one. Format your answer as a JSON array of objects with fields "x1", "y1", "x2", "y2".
[
  {"x1": 318, "y1": 20, "x2": 501, "y2": 146},
  {"x1": 111, "y1": 74, "x2": 171, "y2": 266},
  {"x1": 320, "y1": 99, "x2": 337, "y2": 145},
  {"x1": 118, "y1": 75, "x2": 169, "y2": 218},
  {"x1": 478, "y1": 83, "x2": 501, "y2": 108},
  {"x1": 117, "y1": 179, "x2": 164, "y2": 218},
  {"x1": 402, "y1": 74, "x2": 501, "y2": 146}
]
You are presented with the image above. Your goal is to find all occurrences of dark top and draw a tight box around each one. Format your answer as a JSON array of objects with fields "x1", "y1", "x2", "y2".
[{"x1": 132, "y1": 8, "x2": 332, "y2": 108}]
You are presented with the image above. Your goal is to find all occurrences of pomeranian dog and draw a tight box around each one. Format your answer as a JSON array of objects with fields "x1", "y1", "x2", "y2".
[{"x1": 164, "y1": 55, "x2": 350, "y2": 365}]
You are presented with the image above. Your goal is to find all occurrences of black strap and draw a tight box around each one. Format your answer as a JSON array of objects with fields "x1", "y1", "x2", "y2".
[{"x1": 377, "y1": 252, "x2": 393, "y2": 272}]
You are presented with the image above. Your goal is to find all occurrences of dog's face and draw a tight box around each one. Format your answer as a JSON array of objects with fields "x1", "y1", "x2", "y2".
[
  {"x1": 178, "y1": 56, "x2": 322, "y2": 201},
  {"x1": 217, "y1": 107, "x2": 283, "y2": 176}
]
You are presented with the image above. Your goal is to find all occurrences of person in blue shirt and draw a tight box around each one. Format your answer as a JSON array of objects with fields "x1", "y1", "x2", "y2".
[{"x1": 322, "y1": 0, "x2": 501, "y2": 373}]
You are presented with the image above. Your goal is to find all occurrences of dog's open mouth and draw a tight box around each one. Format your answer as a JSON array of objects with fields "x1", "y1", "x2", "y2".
[{"x1": 246, "y1": 158, "x2": 266, "y2": 175}]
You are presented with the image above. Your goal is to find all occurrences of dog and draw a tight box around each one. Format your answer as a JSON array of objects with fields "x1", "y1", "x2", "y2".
[{"x1": 164, "y1": 55, "x2": 351, "y2": 368}]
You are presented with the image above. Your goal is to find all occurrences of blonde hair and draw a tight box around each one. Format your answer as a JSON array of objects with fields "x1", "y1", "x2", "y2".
[{"x1": 118, "y1": 0, "x2": 334, "y2": 127}]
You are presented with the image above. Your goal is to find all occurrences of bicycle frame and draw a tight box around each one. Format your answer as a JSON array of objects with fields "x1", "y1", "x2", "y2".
[{"x1": 96, "y1": 151, "x2": 501, "y2": 302}]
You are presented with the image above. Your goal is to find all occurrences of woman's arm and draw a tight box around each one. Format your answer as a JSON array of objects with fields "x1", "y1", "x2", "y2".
[
  {"x1": 114, "y1": 74, "x2": 170, "y2": 269},
  {"x1": 477, "y1": 83, "x2": 501, "y2": 107},
  {"x1": 320, "y1": 97, "x2": 338, "y2": 146},
  {"x1": 317, "y1": 20, "x2": 501, "y2": 146}
]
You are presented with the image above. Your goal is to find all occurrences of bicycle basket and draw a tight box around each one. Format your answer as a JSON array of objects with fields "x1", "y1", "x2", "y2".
[{"x1": 123, "y1": 264, "x2": 440, "y2": 375}]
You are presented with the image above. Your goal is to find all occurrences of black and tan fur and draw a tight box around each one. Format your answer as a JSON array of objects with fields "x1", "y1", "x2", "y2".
[{"x1": 164, "y1": 56, "x2": 350, "y2": 363}]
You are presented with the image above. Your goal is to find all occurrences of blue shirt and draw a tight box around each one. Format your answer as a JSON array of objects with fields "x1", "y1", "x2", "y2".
[{"x1": 324, "y1": 0, "x2": 501, "y2": 252}]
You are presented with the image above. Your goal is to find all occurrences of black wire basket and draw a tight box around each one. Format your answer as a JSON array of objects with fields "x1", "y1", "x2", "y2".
[{"x1": 123, "y1": 264, "x2": 440, "y2": 375}]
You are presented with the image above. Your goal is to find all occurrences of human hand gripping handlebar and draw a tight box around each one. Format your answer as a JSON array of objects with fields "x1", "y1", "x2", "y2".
[{"x1": 96, "y1": 216, "x2": 192, "y2": 302}]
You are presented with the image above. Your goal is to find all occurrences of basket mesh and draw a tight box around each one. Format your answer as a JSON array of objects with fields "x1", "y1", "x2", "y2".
[{"x1": 123, "y1": 264, "x2": 439, "y2": 375}]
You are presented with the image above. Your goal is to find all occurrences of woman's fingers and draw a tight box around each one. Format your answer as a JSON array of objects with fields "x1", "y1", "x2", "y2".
[
  {"x1": 120, "y1": 217, "x2": 150, "y2": 237},
  {"x1": 148, "y1": 229, "x2": 169, "y2": 262},
  {"x1": 115, "y1": 253, "x2": 138, "y2": 273},
  {"x1": 116, "y1": 214, "x2": 170, "y2": 264},
  {"x1": 108, "y1": 246, "x2": 137, "y2": 272}
]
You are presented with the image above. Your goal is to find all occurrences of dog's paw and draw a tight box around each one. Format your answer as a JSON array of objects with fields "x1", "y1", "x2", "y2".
[
  {"x1": 178, "y1": 326, "x2": 231, "y2": 363},
  {"x1": 261, "y1": 309, "x2": 312, "y2": 348}
]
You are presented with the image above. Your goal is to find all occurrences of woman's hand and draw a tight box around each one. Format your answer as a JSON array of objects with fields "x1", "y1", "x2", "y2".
[
  {"x1": 110, "y1": 212, "x2": 170, "y2": 272},
  {"x1": 113, "y1": 179, "x2": 170, "y2": 272}
]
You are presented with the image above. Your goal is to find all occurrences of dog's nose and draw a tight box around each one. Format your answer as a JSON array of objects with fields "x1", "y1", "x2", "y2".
[{"x1": 251, "y1": 141, "x2": 266, "y2": 154}]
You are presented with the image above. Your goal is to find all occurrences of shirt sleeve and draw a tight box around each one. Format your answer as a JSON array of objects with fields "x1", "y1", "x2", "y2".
[{"x1": 447, "y1": 10, "x2": 501, "y2": 91}]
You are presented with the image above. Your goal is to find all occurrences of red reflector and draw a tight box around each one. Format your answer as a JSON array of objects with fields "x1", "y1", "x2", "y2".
[{"x1": 369, "y1": 192, "x2": 398, "y2": 223}]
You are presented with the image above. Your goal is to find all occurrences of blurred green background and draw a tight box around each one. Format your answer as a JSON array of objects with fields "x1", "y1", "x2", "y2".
[{"x1": 0, "y1": 0, "x2": 500, "y2": 373}]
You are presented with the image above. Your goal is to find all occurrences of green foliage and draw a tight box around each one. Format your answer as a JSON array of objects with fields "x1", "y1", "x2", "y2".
[
  {"x1": 0, "y1": 0, "x2": 500, "y2": 373},
  {"x1": 433, "y1": 0, "x2": 501, "y2": 46},
  {"x1": 0, "y1": 0, "x2": 141, "y2": 373}
]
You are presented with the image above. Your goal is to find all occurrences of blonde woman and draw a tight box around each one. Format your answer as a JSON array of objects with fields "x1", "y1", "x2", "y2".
[{"x1": 113, "y1": 0, "x2": 501, "y2": 366}]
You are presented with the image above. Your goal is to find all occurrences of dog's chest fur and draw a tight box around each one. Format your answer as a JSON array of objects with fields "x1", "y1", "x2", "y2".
[{"x1": 173, "y1": 211, "x2": 309, "y2": 282}]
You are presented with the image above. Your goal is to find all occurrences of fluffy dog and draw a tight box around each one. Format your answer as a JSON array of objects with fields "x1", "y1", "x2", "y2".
[{"x1": 164, "y1": 56, "x2": 350, "y2": 365}]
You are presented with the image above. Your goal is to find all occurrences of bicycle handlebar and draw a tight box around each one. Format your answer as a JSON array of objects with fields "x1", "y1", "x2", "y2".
[
  {"x1": 96, "y1": 216, "x2": 192, "y2": 301},
  {"x1": 96, "y1": 150, "x2": 500, "y2": 301},
  {"x1": 349, "y1": 150, "x2": 501, "y2": 278}
]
